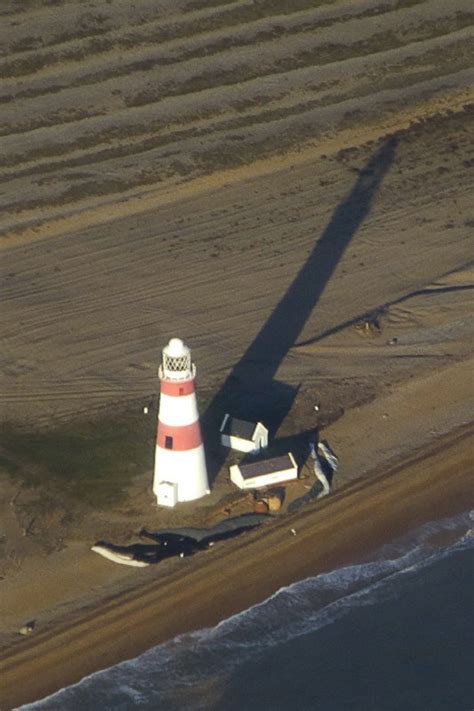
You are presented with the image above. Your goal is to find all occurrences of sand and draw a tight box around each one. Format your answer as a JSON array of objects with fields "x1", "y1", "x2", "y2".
[
  {"x1": 0, "y1": 1, "x2": 473, "y2": 708},
  {"x1": 2, "y1": 1, "x2": 473, "y2": 428},
  {"x1": 1, "y1": 425, "x2": 472, "y2": 709}
]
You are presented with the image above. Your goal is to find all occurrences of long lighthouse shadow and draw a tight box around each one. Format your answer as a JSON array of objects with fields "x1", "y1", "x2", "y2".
[{"x1": 202, "y1": 136, "x2": 398, "y2": 484}]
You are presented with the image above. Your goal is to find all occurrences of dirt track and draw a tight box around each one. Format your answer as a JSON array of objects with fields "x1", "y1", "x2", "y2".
[
  {"x1": 1, "y1": 0, "x2": 473, "y2": 561},
  {"x1": 1, "y1": 0, "x2": 472, "y2": 232},
  {"x1": 0, "y1": 2, "x2": 473, "y2": 706},
  {"x1": 1, "y1": 0, "x2": 473, "y2": 428}
]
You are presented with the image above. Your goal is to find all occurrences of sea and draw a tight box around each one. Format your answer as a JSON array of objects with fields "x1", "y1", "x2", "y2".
[{"x1": 21, "y1": 510, "x2": 473, "y2": 711}]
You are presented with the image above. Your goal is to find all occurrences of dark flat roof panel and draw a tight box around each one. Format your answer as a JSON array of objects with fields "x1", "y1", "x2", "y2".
[
  {"x1": 222, "y1": 416, "x2": 257, "y2": 441},
  {"x1": 240, "y1": 454, "x2": 294, "y2": 480}
]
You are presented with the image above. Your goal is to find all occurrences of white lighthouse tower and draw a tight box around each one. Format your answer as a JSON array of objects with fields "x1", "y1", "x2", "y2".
[{"x1": 153, "y1": 338, "x2": 210, "y2": 507}]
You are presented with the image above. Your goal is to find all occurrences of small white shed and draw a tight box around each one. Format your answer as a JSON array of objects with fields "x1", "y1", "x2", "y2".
[
  {"x1": 155, "y1": 480, "x2": 178, "y2": 508},
  {"x1": 220, "y1": 414, "x2": 268, "y2": 453},
  {"x1": 230, "y1": 452, "x2": 297, "y2": 490}
]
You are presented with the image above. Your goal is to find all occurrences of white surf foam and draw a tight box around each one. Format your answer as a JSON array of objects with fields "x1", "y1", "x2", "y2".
[{"x1": 19, "y1": 510, "x2": 473, "y2": 711}]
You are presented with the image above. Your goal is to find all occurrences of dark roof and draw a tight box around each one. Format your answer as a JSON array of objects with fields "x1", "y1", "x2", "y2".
[
  {"x1": 221, "y1": 416, "x2": 257, "y2": 441},
  {"x1": 239, "y1": 454, "x2": 295, "y2": 480}
]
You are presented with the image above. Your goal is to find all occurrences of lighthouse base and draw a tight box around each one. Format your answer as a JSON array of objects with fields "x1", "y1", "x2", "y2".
[{"x1": 153, "y1": 445, "x2": 210, "y2": 505}]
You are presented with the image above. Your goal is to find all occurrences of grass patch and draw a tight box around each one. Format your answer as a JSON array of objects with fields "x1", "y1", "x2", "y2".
[
  {"x1": 0, "y1": 408, "x2": 155, "y2": 507},
  {"x1": 0, "y1": 453, "x2": 19, "y2": 476}
]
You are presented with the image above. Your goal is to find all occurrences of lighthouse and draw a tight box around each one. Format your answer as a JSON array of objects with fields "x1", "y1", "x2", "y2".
[{"x1": 153, "y1": 338, "x2": 210, "y2": 507}]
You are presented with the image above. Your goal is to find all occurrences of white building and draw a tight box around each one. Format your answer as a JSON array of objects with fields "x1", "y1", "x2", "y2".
[
  {"x1": 230, "y1": 452, "x2": 297, "y2": 490},
  {"x1": 220, "y1": 414, "x2": 269, "y2": 453}
]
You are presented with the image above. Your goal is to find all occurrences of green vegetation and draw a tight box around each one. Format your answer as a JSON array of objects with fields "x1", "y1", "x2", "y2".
[
  {"x1": 0, "y1": 453, "x2": 19, "y2": 477},
  {"x1": 0, "y1": 408, "x2": 155, "y2": 507}
]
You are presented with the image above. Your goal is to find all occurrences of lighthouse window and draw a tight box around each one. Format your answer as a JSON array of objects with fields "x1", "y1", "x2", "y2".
[{"x1": 165, "y1": 436, "x2": 173, "y2": 449}]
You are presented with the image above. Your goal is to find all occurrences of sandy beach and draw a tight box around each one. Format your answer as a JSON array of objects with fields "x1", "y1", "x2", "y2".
[
  {"x1": 1, "y1": 424, "x2": 472, "y2": 709},
  {"x1": 0, "y1": 0, "x2": 473, "y2": 708}
]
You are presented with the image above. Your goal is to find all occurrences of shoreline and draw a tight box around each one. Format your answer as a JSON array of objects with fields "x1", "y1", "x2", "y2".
[
  {"x1": 1, "y1": 3, "x2": 472, "y2": 708},
  {"x1": 1, "y1": 425, "x2": 472, "y2": 710}
]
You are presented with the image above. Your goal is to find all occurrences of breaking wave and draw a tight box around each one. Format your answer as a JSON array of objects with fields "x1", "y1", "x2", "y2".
[{"x1": 20, "y1": 510, "x2": 473, "y2": 711}]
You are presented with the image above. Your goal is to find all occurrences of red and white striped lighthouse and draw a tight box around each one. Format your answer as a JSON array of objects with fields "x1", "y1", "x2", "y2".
[{"x1": 153, "y1": 338, "x2": 210, "y2": 506}]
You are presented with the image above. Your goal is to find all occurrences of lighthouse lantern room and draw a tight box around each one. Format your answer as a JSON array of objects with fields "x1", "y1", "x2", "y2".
[{"x1": 153, "y1": 338, "x2": 210, "y2": 506}]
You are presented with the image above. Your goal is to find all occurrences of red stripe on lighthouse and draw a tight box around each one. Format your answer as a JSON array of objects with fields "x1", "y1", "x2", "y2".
[
  {"x1": 157, "y1": 421, "x2": 203, "y2": 450},
  {"x1": 160, "y1": 378, "x2": 195, "y2": 396}
]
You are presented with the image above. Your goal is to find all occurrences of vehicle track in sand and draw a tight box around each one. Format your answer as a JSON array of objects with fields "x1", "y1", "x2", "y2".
[
  {"x1": 0, "y1": 0, "x2": 473, "y2": 426},
  {"x1": 0, "y1": 0, "x2": 473, "y2": 238}
]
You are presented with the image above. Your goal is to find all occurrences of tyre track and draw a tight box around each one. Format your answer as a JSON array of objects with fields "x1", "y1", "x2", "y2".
[{"x1": 0, "y1": 0, "x2": 472, "y2": 423}]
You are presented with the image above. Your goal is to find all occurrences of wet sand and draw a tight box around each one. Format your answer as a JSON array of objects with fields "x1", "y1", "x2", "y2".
[
  {"x1": 1, "y1": 2, "x2": 473, "y2": 708},
  {"x1": 1, "y1": 426, "x2": 472, "y2": 709}
]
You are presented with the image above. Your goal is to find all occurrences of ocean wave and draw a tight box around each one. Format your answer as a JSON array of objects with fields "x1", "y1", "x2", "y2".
[{"x1": 19, "y1": 510, "x2": 473, "y2": 711}]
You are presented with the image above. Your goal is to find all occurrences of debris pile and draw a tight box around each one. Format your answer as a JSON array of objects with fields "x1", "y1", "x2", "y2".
[{"x1": 288, "y1": 439, "x2": 338, "y2": 513}]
